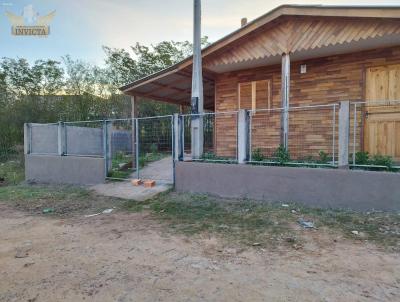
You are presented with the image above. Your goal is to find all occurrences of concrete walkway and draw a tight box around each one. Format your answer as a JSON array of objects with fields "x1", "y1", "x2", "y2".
[{"x1": 91, "y1": 157, "x2": 173, "y2": 201}]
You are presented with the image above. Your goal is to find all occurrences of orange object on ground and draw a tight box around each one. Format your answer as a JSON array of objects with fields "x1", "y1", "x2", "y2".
[
  {"x1": 131, "y1": 179, "x2": 143, "y2": 186},
  {"x1": 143, "y1": 180, "x2": 156, "y2": 188}
]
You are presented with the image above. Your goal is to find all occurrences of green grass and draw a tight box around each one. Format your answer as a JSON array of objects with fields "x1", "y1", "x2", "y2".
[
  {"x1": 124, "y1": 192, "x2": 400, "y2": 250},
  {"x1": 0, "y1": 158, "x2": 25, "y2": 185},
  {"x1": 125, "y1": 192, "x2": 298, "y2": 247},
  {"x1": 0, "y1": 184, "x2": 126, "y2": 216}
]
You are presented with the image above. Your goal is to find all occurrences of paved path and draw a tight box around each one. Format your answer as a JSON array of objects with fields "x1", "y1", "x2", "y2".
[{"x1": 91, "y1": 157, "x2": 173, "y2": 201}]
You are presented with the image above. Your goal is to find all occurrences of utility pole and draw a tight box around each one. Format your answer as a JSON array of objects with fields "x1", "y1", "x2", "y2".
[{"x1": 191, "y1": 0, "x2": 204, "y2": 159}]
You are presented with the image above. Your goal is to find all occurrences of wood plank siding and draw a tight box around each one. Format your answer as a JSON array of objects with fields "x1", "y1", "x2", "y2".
[
  {"x1": 215, "y1": 46, "x2": 400, "y2": 159},
  {"x1": 204, "y1": 16, "x2": 400, "y2": 69}
]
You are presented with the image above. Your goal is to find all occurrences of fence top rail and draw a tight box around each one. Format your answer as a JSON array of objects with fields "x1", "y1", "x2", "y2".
[
  {"x1": 249, "y1": 102, "x2": 339, "y2": 114},
  {"x1": 180, "y1": 111, "x2": 239, "y2": 117},
  {"x1": 136, "y1": 115, "x2": 173, "y2": 120},
  {"x1": 29, "y1": 122, "x2": 59, "y2": 126},
  {"x1": 350, "y1": 100, "x2": 400, "y2": 106},
  {"x1": 29, "y1": 102, "x2": 344, "y2": 125}
]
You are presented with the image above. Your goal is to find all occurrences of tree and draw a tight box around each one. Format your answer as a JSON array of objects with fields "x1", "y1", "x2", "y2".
[
  {"x1": 62, "y1": 55, "x2": 96, "y2": 95},
  {"x1": 33, "y1": 60, "x2": 64, "y2": 95},
  {"x1": 103, "y1": 37, "x2": 210, "y2": 89}
]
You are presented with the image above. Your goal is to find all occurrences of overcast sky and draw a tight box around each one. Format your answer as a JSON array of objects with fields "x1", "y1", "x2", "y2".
[{"x1": 1, "y1": 0, "x2": 399, "y2": 65}]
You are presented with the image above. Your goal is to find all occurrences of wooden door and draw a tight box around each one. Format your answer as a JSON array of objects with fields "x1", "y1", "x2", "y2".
[{"x1": 365, "y1": 65, "x2": 400, "y2": 160}]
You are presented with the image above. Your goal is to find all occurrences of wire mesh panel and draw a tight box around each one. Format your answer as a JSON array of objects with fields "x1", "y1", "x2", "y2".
[
  {"x1": 288, "y1": 104, "x2": 338, "y2": 165},
  {"x1": 136, "y1": 116, "x2": 174, "y2": 183},
  {"x1": 249, "y1": 104, "x2": 338, "y2": 166},
  {"x1": 249, "y1": 109, "x2": 281, "y2": 160},
  {"x1": 182, "y1": 111, "x2": 238, "y2": 162},
  {"x1": 108, "y1": 119, "x2": 134, "y2": 180},
  {"x1": 30, "y1": 123, "x2": 59, "y2": 155},
  {"x1": 65, "y1": 121, "x2": 104, "y2": 157}
]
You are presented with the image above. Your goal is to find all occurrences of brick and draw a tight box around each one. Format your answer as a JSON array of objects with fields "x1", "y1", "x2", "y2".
[
  {"x1": 131, "y1": 179, "x2": 143, "y2": 186},
  {"x1": 143, "y1": 180, "x2": 156, "y2": 188}
]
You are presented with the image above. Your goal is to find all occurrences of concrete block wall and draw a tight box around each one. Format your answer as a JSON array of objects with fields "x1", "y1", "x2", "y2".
[
  {"x1": 25, "y1": 155, "x2": 105, "y2": 185},
  {"x1": 175, "y1": 162, "x2": 400, "y2": 212}
]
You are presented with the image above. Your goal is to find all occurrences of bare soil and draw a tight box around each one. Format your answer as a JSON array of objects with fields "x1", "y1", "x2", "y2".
[{"x1": 1, "y1": 203, "x2": 399, "y2": 302}]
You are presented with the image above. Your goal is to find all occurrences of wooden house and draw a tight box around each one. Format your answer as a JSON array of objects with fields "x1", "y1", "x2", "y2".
[{"x1": 121, "y1": 5, "x2": 400, "y2": 161}]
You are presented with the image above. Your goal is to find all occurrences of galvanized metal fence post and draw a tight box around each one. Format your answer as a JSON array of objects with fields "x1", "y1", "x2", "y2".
[
  {"x1": 173, "y1": 114, "x2": 181, "y2": 161},
  {"x1": 353, "y1": 103, "x2": 357, "y2": 166},
  {"x1": 338, "y1": 101, "x2": 350, "y2": 168},
  {"x1": 332, "y1": 104, "x2": 336, "y2": 166},
  {"x1": 135, "y1": 118, "x2": 140, "y2": 179},
  {"x1": 237, "y1": 109, "x2": 249, "y2": 164},
  {"x1": 102, "y1": 120, "x2": 112, "y2": 178}
]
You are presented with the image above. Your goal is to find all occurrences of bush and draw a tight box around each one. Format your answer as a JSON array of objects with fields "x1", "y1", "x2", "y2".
[
  {"x1": 274, "y1": 145, "x2": 290, "y2": 164},
  {"x1": 150, "y1": 143, "x2": 158, "y2": 154},
  {"x1": 355, "y1": 151, "x2": 370, "y2": 165},
  {"x1": 251, "y1": 148, "x2": 265, "y2": 162},
  {"x1": 318, "y1": 150, "x2": 329, "y2": 164},
  {"x1": 371, "y1": 154, "x2": 393, "y2": 168}
]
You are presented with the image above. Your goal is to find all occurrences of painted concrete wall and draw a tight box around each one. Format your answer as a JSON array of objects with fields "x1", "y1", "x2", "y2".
[
  {"x1": 25, "y1": 155, "x2": 105, "y2": 185},
  {"x1": 30, "y1": 124, "x2": 58, "y2": 154},
  {"x1": 65, "y1": 126, "x2": 103, "y2": 156},
  {"x1": 175, "y1": 162, "x2": 400, "y2": 211}
]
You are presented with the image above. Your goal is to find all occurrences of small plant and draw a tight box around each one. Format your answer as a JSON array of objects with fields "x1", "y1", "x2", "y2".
[
  {"x1": 251, "y1": 148, "x2": 265, "y2": 162},
  {"x1": 274, "y1": 145, "x2": 290, "y2": 164},
  {"x1": 318, "y1": 150, "x2": 329, "y2": 164},
  {"x1": 150, "y1": 143, "x2": 158, "y2": 154},
  {"x1": 355, "y1": 151, "x2": 370, "y2": 165},
  {"x1": 371, "y1": 154, "x2": 393, "y2": 169}
]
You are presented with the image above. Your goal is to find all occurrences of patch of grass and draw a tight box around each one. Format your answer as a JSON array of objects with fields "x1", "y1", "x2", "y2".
[
  {"x1": 0, "y1": 158, "x2": 25, "y2": 185},
  {"x1": 144, "y1": 192, "x2": 295, "y2": 247},
  {"x1": 298, "y1": 206, "x2": 400, "y2": 249},
  {"x1": 0, "y1": 184, "x2": 126, "y2": 217},
  {"x1": 125, "y1": 191, "x2": 400, "y2": 251}
]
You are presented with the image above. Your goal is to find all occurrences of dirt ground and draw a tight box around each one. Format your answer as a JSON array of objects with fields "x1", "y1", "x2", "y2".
[{"x1": 1, "y1": 203, "x2": 399, "y2": 302}]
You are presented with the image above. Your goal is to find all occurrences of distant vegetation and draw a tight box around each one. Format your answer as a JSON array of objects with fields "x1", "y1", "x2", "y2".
[{"x1": 0, "y1": 38, "x2": 210, "y2": 161}]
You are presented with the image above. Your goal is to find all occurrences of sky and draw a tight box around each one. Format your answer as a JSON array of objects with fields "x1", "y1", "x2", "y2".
[{"x1": 0, "y1": 0, "x2": 400, "y2": 65}]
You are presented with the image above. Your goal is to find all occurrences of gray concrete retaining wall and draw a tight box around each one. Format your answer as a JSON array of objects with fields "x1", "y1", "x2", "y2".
[
  {"x1": 25, "y1": 155, "x2": 105, "y2": 185},
  {"x1": 175, "y1": 162, "x2": 400, "y2": 211}
]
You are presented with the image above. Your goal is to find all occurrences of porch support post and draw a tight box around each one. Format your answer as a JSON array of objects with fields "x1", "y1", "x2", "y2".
[
  {"x1": 131, "y1": 95, "x2": 138, "y2": 170},
  {"x1": 237, "y1": 109, "x2": 249, "y2": 164},
  {"x1": 338, "y1": 101, "x2": 350, "y2": 169},
  {"x1": 281, "y1": 53, "x2": 290, "y2": 149}
]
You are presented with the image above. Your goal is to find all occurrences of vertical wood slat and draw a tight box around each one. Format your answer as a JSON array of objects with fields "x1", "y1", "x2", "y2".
[{"x1": 215, "y1": 46, "x2": 400, "y2": 159}]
